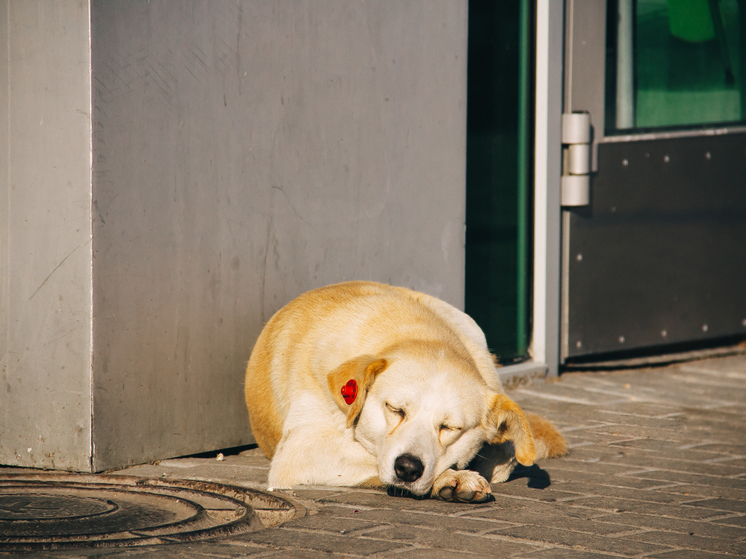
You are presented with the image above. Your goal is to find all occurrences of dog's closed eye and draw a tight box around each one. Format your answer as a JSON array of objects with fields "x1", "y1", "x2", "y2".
[
  {"x1": 439, "y1": 424, "x2": 461, "y2": 432},
  {"x1": 385, "y1": 403, "x2": 406, "y2": 419},
  {"x1": 438, "y1": 424, "x2": 463, "y2": 446}
]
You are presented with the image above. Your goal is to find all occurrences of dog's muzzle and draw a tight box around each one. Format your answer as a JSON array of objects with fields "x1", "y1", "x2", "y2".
[{"x1": 394, "y1": 454, "x2": 424, "y2": 482}]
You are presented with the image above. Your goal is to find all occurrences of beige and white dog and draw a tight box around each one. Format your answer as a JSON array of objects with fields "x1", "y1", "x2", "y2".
[{"x1": 245, "y1": 281, "x2": 566, "y2": 502}]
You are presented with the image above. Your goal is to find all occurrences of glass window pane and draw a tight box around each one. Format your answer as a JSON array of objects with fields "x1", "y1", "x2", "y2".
[
  {"x1": 465, "y1": 0, "x2": 534, "y2": 362},
  {"x1": 606, "y1": 0, "x2": 746, "y2": 133}
]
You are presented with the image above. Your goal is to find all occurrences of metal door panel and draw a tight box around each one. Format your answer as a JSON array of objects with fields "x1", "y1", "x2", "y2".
[
  {"x1": 562, "y1": 0, "x2": 746, "y2": 361},
  {"x1": 565, "y1": 133, "x2": 746, "y2": 358}
]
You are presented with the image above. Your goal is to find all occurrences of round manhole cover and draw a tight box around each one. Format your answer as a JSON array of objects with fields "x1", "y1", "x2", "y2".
[{"x1": 0, "y1": 474, "x2": 300, "y2": 551}]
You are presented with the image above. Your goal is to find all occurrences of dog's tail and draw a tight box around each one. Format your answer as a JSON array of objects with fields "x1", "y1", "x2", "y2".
[{"x1": 525, "y1": 412, "x2": 568, "y2": 460}]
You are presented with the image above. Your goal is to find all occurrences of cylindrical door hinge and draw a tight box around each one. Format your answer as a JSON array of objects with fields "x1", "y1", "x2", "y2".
[
  {"x1": 567, "y1": 143, "x2": 591, "y2": 175},
  {"x1": 561, "y1": 175, "x2": 590, "y2": 206},
  {"x1": 561, "y1": 112, "x2": 592, "y2": 207},
  {"x1": 562, "y1": 112, "x2": 591, "y2": 145}
]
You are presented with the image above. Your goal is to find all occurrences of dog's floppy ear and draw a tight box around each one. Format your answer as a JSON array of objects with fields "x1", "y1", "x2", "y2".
[
  {"x1": 485, "y1": 393, "x2": 537, "y2": 466},
  {"x1": 328, "y1": 356, "x2": 388, "y2": 428}
]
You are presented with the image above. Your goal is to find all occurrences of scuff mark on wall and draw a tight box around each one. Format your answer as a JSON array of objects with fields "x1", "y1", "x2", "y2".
[{"x1": 28, "y1": 238, "x2": 91, "y2": 302}]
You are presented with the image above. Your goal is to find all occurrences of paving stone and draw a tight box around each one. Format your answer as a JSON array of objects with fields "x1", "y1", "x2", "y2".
[
  {"x1": 548, "y1": 481, "x2": 690, "y2": 504},
  {"x1": 590, "y1": 413, "x2": 688, "y2": 429},
  {"x1": 546, "y1": 460, "x2": 660, "y2": 477},
  {"x1": 510, "y1": 514, "x2": 633, "y2": 536},
  {"x1": 631, "y1": 447, "x2": 744, "y2": 464},
  {"x1": 491, "y1": 482, "x2": 586, "y2": 503},
  {"x1": 601, "y1": 451, "x2": 746, "y2": 472},
  {"x1": 281, "y1": 510, "x2": 385, "y2": 534},
  {"x1": 621, "y1": 528, "x2": 746, "y2": 555},
  {"x1": 582, "y1": 424, "x2": 690, "y2": 441},
  {"x1": 704, "y1": 456, "x2": 746, "y2": 468},
  {"x1": 579, "y1": 455, "x2": 746, "y2": 478},
  {"x1": 711, "y1": 515, "x2": 746, "y2": 527},
  {"x1": 379, "y1": 548, "x2": 491, "y2": 558},
  {"x1": 460, "y1": 495, "x2": 600, "y2": 521},
  {"x1": 561, "y1": 496, "x2": 731, "y2": 520},
  {"x1": 365, "y1": 525, "x2": 541, "y2": 555},
  {"x1": 564, "y1": 432, "x2": 649, "y2": 447},
  {"x1": 680, "y1": 410, "x2": 746, "y2": 428},
  {"x1": 323, "y1": 505, "x2": 514, "y2": 533},
  {"x1": 664, "y1": 483, "x2": 746, "y2": 500},
  {"x1": 515, "y1": 549, "x2": 628, "y2": 558},
  {"x1": 557, "y1": 444, "x2": 639, "y2": 460},
  {"x1": 682, "y1": 497, "x2": 746, "y2": 513},
  {"x1": 589, "y1": 402, "x2": 681, "y2": 415},
  {"x1": 643, "y1": 549, "x2": 742, "y2": 559},
  {"x1": 542, "y1": 468, "x2": 677, "y2": 490},
  {"x1": 682, "y1": 354, "x2": 746, "y2": 371},
  {"x1": 590, "y1": 512, "x2": 746, "y2": 540},
  {"x1": 608, "y1": 438, "x2": 696, "y2": 453},
  {"x1": 463, "y1": 500, "x2": 629, "y2": 531},
  {"x1": 236, "y1": 527, "x2": 407, "y2": 555},
  {"x1": 619, "y1": 468, "x2": 746, "y2": 489},
  {"x1": 245, "y1": 550, "x2": 333, "y2": 558},
  {"x1": 686, "y1": 442, "x2": 746, "y2": 455},
  {"x1": 487, "y1": 525, "x2": 672, "y2": 556}
]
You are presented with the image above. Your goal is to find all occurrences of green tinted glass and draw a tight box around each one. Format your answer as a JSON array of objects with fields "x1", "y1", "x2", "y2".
[
  {"x1": 606, "y1": 0, "x2": 746, "y2": 132},
  {"x1": 465, "y1": 0, "x2": 533, "y2": 362}
]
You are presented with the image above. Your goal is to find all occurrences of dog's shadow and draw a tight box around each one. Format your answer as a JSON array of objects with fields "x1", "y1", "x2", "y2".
[
  {"x1": 469, "y1": 441, "x2": 553, "y2": 490},
  {"x1": 507, "y1": 463, "x2": 552, "y2": 489}
]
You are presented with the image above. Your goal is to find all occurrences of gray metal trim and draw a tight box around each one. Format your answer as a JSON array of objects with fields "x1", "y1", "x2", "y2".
[
  {"x1": 561, "y1": 210, "x2": 572, "y2": 361},
  {"x1": 531, "y1": 0, "x2": 564, "y2": 377},
  {"x1": 600, "y1": 125, "x2": 746, "y2": 143}
]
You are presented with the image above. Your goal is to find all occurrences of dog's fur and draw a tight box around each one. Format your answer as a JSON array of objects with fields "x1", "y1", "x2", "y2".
[{"x1": 245, "y1": 281, "x2": 566, "y2": 502}]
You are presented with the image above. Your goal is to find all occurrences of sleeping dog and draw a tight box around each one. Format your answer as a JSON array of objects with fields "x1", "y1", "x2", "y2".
[{"x1": 245, "y1": 281, "x2": 566, "y2": 502}]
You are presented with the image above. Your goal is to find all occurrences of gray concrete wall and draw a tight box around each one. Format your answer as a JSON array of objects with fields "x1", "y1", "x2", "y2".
[
  {"x1": 0, "y1": 0, "x2": 93, "y2": 471},
  {"x1": 1, "y1": 0, "x2": 467, "y2": 472},
  {"x1": 91, "y1": 0, "x2": 467, "y2": 471}
]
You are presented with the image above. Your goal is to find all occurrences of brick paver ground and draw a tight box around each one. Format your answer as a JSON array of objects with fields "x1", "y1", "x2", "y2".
[{"x1": 2, "y1": 353, "x2": 745, "y2": 557}]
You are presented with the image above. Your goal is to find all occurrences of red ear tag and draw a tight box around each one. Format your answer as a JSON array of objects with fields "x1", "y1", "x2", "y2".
[{"x1": 341, "y1": 379, "x2": 358, "y2": 405}]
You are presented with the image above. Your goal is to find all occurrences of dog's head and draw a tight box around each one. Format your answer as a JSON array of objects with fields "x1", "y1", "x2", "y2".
[{"x1": 327, "y1": 344, "x2": 536, "y2": 496}]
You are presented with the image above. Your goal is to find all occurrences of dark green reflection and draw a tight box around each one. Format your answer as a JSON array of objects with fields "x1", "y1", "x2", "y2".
[
  {"x1": 465, "y1": 0, "x2": 533, "y2": 362},
  {"x1": 606, "y1": 0, "x2": 745, "y2": 132}
]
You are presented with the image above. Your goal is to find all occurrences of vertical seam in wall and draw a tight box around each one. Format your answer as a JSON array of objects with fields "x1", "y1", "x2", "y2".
[
  {"x1": 87, "y1": 0, "x2": 94, "y2": 472},
  {"x1": 4, "y1": 0, "x2": 10, "y2": 368}
]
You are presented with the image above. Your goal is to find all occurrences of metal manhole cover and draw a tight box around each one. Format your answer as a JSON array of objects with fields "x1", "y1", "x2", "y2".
[{"x1": 0, "y1": 474, "x2": 301, "y2": 551}]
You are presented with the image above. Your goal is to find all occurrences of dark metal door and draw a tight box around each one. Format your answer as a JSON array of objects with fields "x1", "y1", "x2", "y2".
[{"x1": 562, "y1": 0, "x2": 746, "y2": 361}]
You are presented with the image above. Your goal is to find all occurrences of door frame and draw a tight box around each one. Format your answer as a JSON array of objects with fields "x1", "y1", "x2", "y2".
[{"x1": 530, "y1": 0, "x2": 564, "y2": 379}]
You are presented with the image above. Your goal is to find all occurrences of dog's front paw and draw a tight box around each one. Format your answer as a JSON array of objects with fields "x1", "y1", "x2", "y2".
[{"x1": 431, "y1": 469, "x2": 492, "y2": 502}]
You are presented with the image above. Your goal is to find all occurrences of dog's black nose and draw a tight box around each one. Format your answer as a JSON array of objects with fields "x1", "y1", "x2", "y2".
[{"x1": 394, "y1": 454, "x2": 424, "y2": 482}]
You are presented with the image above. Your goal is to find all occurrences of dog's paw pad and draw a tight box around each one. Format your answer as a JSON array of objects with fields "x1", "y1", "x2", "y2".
[
  {"x1": 438, "y1": 484, "x2": 455, "y2": 501},
  {"x1": 434, "y1": 470, "x2": 492, "y2": 503}
]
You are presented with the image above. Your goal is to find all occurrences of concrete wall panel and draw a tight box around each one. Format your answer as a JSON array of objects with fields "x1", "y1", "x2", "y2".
[
  {"x1": 90, "y1": 1, "x2": 467, "y2": 470},
  {"x1": 0, "y1": 0, "x2": 93, "y2": 471}
]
